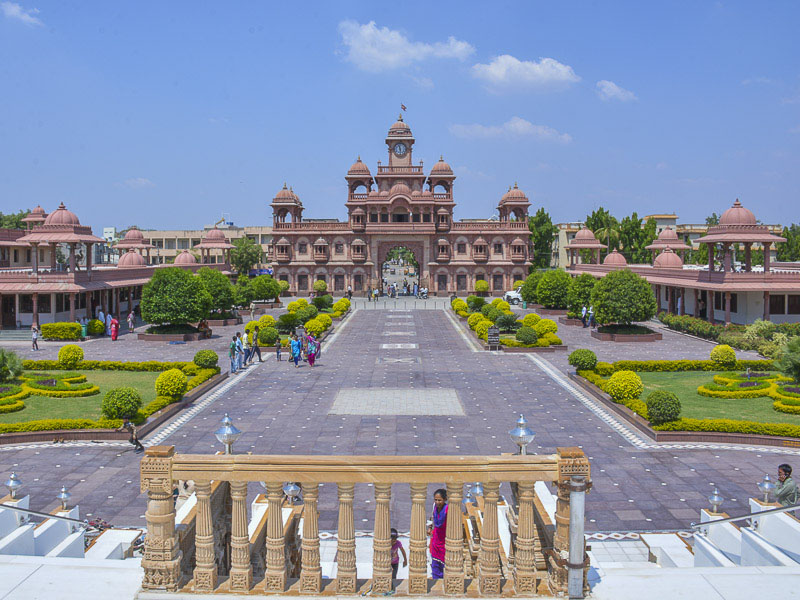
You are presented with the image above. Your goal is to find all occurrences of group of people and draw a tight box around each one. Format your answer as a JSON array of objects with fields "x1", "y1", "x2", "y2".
[
  {"x1": 580, "y1": 305, "x2": 597, "y2": 328},
  {"x1": 228, "y1": 326, "x2": 322, "y2": 373},
  {"x1": 366, "y1": 283, "x2": 428, "y2": 301},
  {"x1": 287, "y1": 331, "x2": 320, "y2": 367},
  {"x1": 29, "y1": 307, "x2": 137, "y2": 349}
]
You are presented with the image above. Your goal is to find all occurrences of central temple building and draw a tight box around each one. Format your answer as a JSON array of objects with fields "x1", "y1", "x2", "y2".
[{"x1": 269, "y1": 115, "x2": 532, "y2": 296}]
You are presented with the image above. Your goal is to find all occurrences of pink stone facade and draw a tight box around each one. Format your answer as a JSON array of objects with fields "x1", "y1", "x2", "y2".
[{"x1": 269, "y1": 116, "x2": 532, "y2": 295}]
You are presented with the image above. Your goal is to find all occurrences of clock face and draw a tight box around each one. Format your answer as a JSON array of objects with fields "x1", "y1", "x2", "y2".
[{"x1": 393, "y1": 143, "x2": 407, "y2": 157}]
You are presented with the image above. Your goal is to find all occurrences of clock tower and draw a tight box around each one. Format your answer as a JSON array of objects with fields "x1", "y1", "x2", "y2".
[{"x1": 385, "y1": 113, "x2": 415, "y2": 167}]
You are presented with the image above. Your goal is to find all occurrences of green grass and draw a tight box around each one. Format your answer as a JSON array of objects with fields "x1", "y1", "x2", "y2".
[
  {"x1": 639, "y1": 371, "x2": 800, "y2": 426},
  {"x1": 0, "y1": 370, "x2": 160, "y2": 424}
]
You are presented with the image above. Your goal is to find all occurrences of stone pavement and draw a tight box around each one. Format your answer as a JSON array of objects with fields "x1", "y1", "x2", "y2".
[{"x1": 0, "y1": 307, "x2": 793, "y2": 536}]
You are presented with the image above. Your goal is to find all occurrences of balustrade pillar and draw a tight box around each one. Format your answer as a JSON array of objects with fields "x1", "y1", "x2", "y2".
[
  {"x1": 479, "y1": 481, "x2": 501, "y2": 595},
  {"x1": 264, "y1": 482, "x2": 286, "y2": 592},
  {"x1": 336, "y1": 483, "x2": 357, "y2": 594},
  {"x1": 443, "y1": 483, "x2": 464, "y2": 596},
  {"x1": 372, "y1": 483, "x2": 393, "y2": 593},
  {"x1": 408, "y1": 483, "x2": 428, "y2": 594},
  {"x1": 229, "y1": 481, "x2": 252, "y2": 591},
  {"x1": 514, "y1": 482, "x2": 537, "y2": 593},
  {"x1": 300, "y1": 483, "x2": 322, "y2": 594},
  {"x1": 193, "y1": 481, "x2": 217, "y2": 591}
]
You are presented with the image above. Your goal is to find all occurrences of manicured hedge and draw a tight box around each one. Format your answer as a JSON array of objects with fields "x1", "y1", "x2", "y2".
[
  {"x1": 41, "y1": 322, "x2": 82, "y2": 340},
  {"x1": 653, "y1": 418, "x2": 800, "y2": 438},
  {"x1": 610, "y1": 359, "x2": 774, "y2": 372}
]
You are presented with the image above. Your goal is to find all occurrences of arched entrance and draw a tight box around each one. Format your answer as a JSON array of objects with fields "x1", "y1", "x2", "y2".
[{"x1": 375, "y1": 243, "x2": 425, "y2": 296}]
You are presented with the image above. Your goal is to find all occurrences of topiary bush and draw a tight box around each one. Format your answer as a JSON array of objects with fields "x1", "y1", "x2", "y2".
[
  {"x1": 101, "y1": 387, "x2": 143, "y2": 420},
  {"x1": 313, "y1": 280, "x2": 328, "y2": 294},
  {"x1": 0, "y1": 349, "x2": 23, "y2": 383},
  {"x1": 304, "y1": 318, "x2": 326, "y2": 337},
  {"x1": 567, "y1": 273, "x2": 596, "y2": 318},
  {"x1": 485, "y1": 307, "x2": 502, "y2": 322},
  {"x1": 276, "y1": 312, "x2": 300, "y2": 334},
  {"x1": 155, "y1": 368, "x2": 188, "y2": 398},
  {"x1": 258, "y1": 314, "x2": 276, "y2": 328},
  {"x1": 467, "y1": 295, "x2": 485, "y2": 311},
  {"x1": 317, "y1": 313, "x2": 333, "y2": 329},
  {"x1": 278, "y1": 279, "x2": 290, "y2": 294},
  {"x1": 516, "y1": 326, "x2": 538, "y2": 345},
  {"x1": 522, "y1": 313, "x2": 541, "y2": 328},
  {"x1": 480, "y1": 304, "x2": 494, "y2": 317},
  {"x1": 645, "y1": 390, "x2": 681, "y2": 425},
  {"x1": 710, "y1": 344, "x2": 737, "y2": 368},
  {"x1": 475, "y1": 319, "x2": 493, "y2": 340},
  {"x1": 591, "y1": 269, "x2": 657, "y2": 326},
  {"x1": 468, "y1": 313, "x2": 484, "y2": 329},
  {"x1": 543, "y1": 333, "x2": 562, "y2": 345},
  {"x1": 475, "y1": 280, "x2": 489, "y2": 293},
  {"x1": 595, "y1": 361, "x2": 615, "y2": 376},
  {"x1": 286, "y1": 300, "x2": 304, "y2": 312},
  {"x1": 521, "y1": 271, "x2": 542, "y2": 304},
  {"x1": 605, "y1": 370, "x2": 644, "y2": 402},
  {"x1": 258, "y1": 326, "x2": 279, "y2": 345},
  {"x1": 141, "y1": 267, "x2": 212, "y2": 325},
  {"x1": 332, "y1": 299, "x2": 349, "y2": 313},
  {"x1": 496, "y1": 300, "x2": 511, "y2": 312},
  {"x1": 295, "y1": 305, "x2": 319, "y2": 324},
  {"x1": 536, "y1": 269, "x2": 571, "y2": 309},
  {"x1": 512, "y1": 279, "x2": 525, "y2": 289},
  {"x1": 452, "y1": 299, "x2": 468, "y2": 313},
  {"x1": 313, "y1": 294, "x2": 334, "y2": 310},
  {"x1": 495, "y1": 313, "x2": 519, "y2": 333},
  {"x1": 41, "y1": 322, "x2": 82, "y2": 340},
  {"x1": 533, "y1": 318, "x2": 558, "y2": 338},
  {"x1": 193, "y1": 350, "x2": 218, "y2": 369},
  {"x1": 568, "y1": 349, "x2": 598, "y2": 371},
  {"x1": 87, "y1": 319, "x2": 105, "y2": 336},
  {"x1": 58, "y1": 344, "x2": 84, "y2": 369}
]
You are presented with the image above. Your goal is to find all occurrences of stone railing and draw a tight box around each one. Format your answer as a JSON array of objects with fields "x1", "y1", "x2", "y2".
[{"x1": 140, "y1": 446, "x2": 590, "y2": 596}]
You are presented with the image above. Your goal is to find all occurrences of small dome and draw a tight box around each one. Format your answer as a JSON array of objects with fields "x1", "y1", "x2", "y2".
[
  {"x1": 474, "y1": 236, "x2": 487, "y2": 245},
  {"x1": 420, "y1": 189, "x2": 434, "y2": 198},
  {"x1": 411, "y1": 189, "x2": 421, "y2": 197},
  {"x1": 31, "y1": 205, "x2": 46, "y2": 216},
  {"x1": 351, "y1": 238, "x2": 366, "y2": 245},
  {"x1": 431, "y1": 156, "x2": 453, "y2": 175},
  {"x1": 500, "y1": 183, "x2": 528, "y2": 204},
  {"x1": 388, "y1": 113, "x2": 411, "y2": 135},
  {"x1": 117, "y1": 250, "x2": 146, "y2": 268},
  {"x1": 575, "y1": 226, "x2": 598, "y2": 241},
  {"x1": 44, "y1": 202, "x2": 80, "y2": 226},
  {"x1": 314, "y1": 237, "x2": 328, "y2": 245},
  {"x1": 204, "y1": 228, "x2": 226, "y2": 241},
  {"x1": 368, "y1": 190, "x2": 380, "y2": 198},
  {"x1": 511, "y1": 237, "x2": 526, "y2": 246},
  {"x1": 351, "y1": 207, "x2": 365, "y2": 215},
  {"x1": 122, "y1": 226, "x2": 144, "y2": 242},
  {"x1": 276, "y1": 237, "x2": 290, "y2": 245},
  {"x1": 274, "y1": 183, "x2": 295, "y2": 201},
  {"x1": 656, "y1": 227, "x2": 679, "y2": 242},
  {"x1": 390, "y1": 182, "x2": 412, "y2": 197},
  {"x1": 348, "y1": 156, "x2": 371, "y2": 176},
  {"x1": 603, "y1": 249, "x2": 628, "y2": 266},
  {"x1": 653, "y1": 247, "x2": 684, "y2": 268},
  {"x1": 437, "y1": 238, "x2": 450, "y2": 245},
  {"x1": 173, "y1": 250, "x2": 197, "y2": 265},
  {"x1": 437, "y1": 207, "x2": 450, "y2": 214},
  {"x1": 719, "y1": 199, "x2": 757, "y2": 226},
  {"x1": 380, "y1": 189, "x2": 390, "y2": 197}
]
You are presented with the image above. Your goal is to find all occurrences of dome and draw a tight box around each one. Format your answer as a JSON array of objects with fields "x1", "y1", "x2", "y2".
[
  {"x1": 511, "y1": 237, "x2": 526, "y2": 246},
  {"x1": 500, "y1": 183, "x2": 528, "y2": 204},
  {"x1": 389, "y1": 182, "x2": 412, "y2": 196},
  {"x1": 437, "y1": 238, "x2": 450, "y2": 245},
  {"x1": 347, "y1": 156, "x2": 371, "y2": 176},
  {"x1": 719, "y1": 199, "x2": 757, "y2": 226},
  {"x1": 351, "y1": 238, "x2": 366, "y2": 245},
  {"x1": 44, "y1": 202, "x2": 80, "y2": 226},
  {"x1": 368, "y1": 190, "x2": 380, "y2": 198},
  {"x1": 276, "y1": 237, "x2": 290, "y2": 245},
  {"x1": 431, "y1": 156, "x2": 453, "y2": 175},
  {"x1": 603, "y1": 249, "x2": 628, "y2": 266},
  {"x1": 204, "y1": 228, "x2": 226, "y2": 242},
  {"x1": 388, "y1": 113, "x2": 411, "y2": 135},
  {"x1": 379, "y1": 189, "x2": 389, "y2": 197},
  {"x1": 274, "y1": 183, "x2": 295, "y2": 201},
  {"x1": 122, "y1": 226, "x2": 144, "y2": 242},
  {"x1": 351, "y1": 207, "x2": 365, "y2": 215},
  {"x1": 420, "y1": 189, "x2": 434, "y2": 198},
  {"x1": 31, "y1": 205, "x2": 46, "y2": 216},
  {"x1": 314, "y1": 237, "x2": 328, "y2": 245},
  {"x1": 173, "y1": 250, "x2": 197, "y2": 265},
  {"x1": 411, "y1": 190, "x2": 421, "y2": 197},
  {"x1": 437, "y1": 207, "x2": 450, "y2": 214},
  {"x1": 653, "y1": 247, "x2": 684, "y2": 268},
  {"x1": 575, "y1": 226, "x2": 598, "y2": 241},
  {"x1": 117, "y1": 250, "x2": 146, "y2": 268},
  {"x1": 656, "y1": 227, "x2": 679, "y2": 242},
  {"x1": 474, "y1": 236, "x2": 487, "y2": 246}
]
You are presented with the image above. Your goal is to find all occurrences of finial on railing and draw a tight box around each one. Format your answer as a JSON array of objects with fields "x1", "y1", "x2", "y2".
[
  {"x1": 509, "y1": 414, "x2": 535, "y2": 455},
  {"x1": 708, "y1": 488, "x2": 723, "y2": 513},
  {"x1": 214, "y1": 413, "x2": 242, "y2": 455},
  {"x1": 757, "y1": 474, "x2": 776, "y2": 503},
  {"x1": 56, "y1": 486, "x2": 71, "y2": 511},
  {"x1": 283, "y1": 482, "x2": 300, "y2": 504},
  {"x1": 4, "y1": 472, "x2": 22, "y2": 499},
  {"x1": 470, "y1": 481, "x2": 484, "y2": 499}
]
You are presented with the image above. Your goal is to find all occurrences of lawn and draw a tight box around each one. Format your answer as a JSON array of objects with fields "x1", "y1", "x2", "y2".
[
  {"x1": 0, "y1": 370, "x2": 160, "y2": 424},
  {"x1": 638, "y1": 371, "x2": 800, "y2": 426}
]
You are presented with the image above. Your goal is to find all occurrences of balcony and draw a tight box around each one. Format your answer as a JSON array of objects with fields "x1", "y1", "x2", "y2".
[
  {"x1": 452, "y1": 222, "x2": 528, "y2": 231},
  {"x1": 139, "y1": 445, "x2": 590, "y2": 596},
  {"x1": 472, "y1": 247, "x2": 489, "y2": 262},
  {"x1": 274, "y1": 222, "x2": 352, "y2": 231},
  {"x1": 376, "y1": 165, "x2": 424, "y2": 175},
  {"x1": 274, "y1": 249, "x2": 291, "y2": 263}
]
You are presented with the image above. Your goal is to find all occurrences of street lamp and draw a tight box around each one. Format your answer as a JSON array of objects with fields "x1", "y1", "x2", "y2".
[
  {"x1": 757, "y1": 474, "x2": 776, "y2": 503},
  {"x1": 707, "y1": 488, "x2": 723, "y2": 513},
  {"x1": 509, "y1": 414, "x2": 535, "y2": 455},
  {"x1": 56, "y1": 486, "x2": 71, "y2": 511},
  {"x1": 4, "y1": 472, "x2": 21, "y2": 499},
  {"x1": 214, "y1": 413, "x2": 242, "y2": 455}
]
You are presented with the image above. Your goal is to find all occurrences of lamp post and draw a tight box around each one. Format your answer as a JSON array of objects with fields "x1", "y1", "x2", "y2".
[
  {"x1": 4, "y1": 472, "x2": 21, "y2": 499},
  {"x1": 56, "y1": 486, "x2": 71, "y2": 511},
  {"x1": 470, "y1": 482, "x2": 484, "y2": 500},
  {"x1": 708, "y1": 488, "x2": 723, "y2": 513},
  {"x1": 214, "y1": 413, "x2": 242, "y2": 455},
  {"x1": 757, "y1": 474, "x2": 776, "y2": 503},
  {"x1": 509, "y1": 414, "x2": 535, "y2": 455},
  {"x1": 283, "y1": 482, "x2": 300, "y2": 505}
]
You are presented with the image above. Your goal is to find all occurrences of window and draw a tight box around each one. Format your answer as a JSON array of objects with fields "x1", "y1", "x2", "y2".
[
  {"x1": 26, "y1": 249, "x2": 31, "y2": 262},
  {"x1": 512, "y1": 245, "x2": 524, "y2": 255},
  {"x1": 165, "y1": 239, "x2": 176, "y2": 249},
  {"x1": 56, "y1": 294, "x2": 65, "y2": 313},
  {"x1": 438, "y1": 245, "x2": 448, "y2": 255},
  {"x1": 493, "y1": 274, "x2": 504, "y2": 290},
  {"x1": 369, "y1": 213, "x2": 378, "y2": 223},
  {"x1": 38, "y1": 294, "x2": 51, "y2": 313},
  {"x1": 714, "y1": 291, "x2": 738, "y2": 313},
  {"x1": 13, "y1": 250, "x2": 18, "y2": 262},
  {"x1": 437, "y1": 274, "x2": 448, "y2": 291},
  {"x1": 380, "y1": 213, "x2": 389, "y2": 223},
  {"x1": 298, "y1": 243, "x2": 307, "y2": 254},
  {"x1": 353, "y1": 273, "x2": 363, "y2": 291},
  {"x1": 422, "y1": 213, "x2": 431, "y2": 223},
  {"x1": 314, "y1": 245, "x2": 327, "y2": 255},
  {"x1": 20, "y1": 294, "x2": 32, "y2": 312},
  {"x1": 177, "y1": 239, "x2": 189, "y2": 249},
  {"x1": 261, "y1": 235, "x2": 270, "y2": 244},
  {"x1": 770, "y1": 294, "x2": 786, "y2": 315},
  {"x1": 788, "y1": 295, "x2": 800, "y2": 315},
  {"x1": 352, "y1": 245, "x2": 363, "y2": 256},
  {"x1": 297, "y1": 274, "x2": 309, "y2": 290},
  {"x1": 335, "y1": 243, "x2": 344, "y2": 254},
  {"x1": 456, "y1": 274, "x2": 467, "y2": 291},
  {"x1": 279, "y1": 274, "x2": 288, "y2": 282},
  {"x1": 316, "y1": 274, "x2": 326, "y2": 282},
  {"x1": 457, "y1": 243, "x2": 466, "y2": 254},
  {"x1": 493, "y1": 243, "x2": 503, "y2": 255},
  {"x1": 391, "y1": 213, "x2": 410, "y2": 223},
  {"x1": 412, "y1": 213, "x2": 420, "y2": 223},
  {"x1": 334, "y1": 274, "x2": 345, "y2": 291}
]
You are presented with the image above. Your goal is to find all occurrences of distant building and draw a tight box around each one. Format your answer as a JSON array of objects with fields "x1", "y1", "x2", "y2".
[{"x1": 137, "y1": 223, "x2": 273, "y2": 266}]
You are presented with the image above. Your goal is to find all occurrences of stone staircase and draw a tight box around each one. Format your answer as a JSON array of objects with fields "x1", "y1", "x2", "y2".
[{"x1": 0, "y1": 329, "x2": 31, "y2": 341}]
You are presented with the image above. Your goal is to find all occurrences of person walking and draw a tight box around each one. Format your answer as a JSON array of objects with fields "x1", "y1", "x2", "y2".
[
  {"x1": 306, "y1": 334, "x2": 318, "y2": 367},
  {"x1": 275, "y1": 337, "x2": 282, "y2": 361},
  {"x1": 235, "y1": 332, "x2": 246, "y2": 371},
  {"x1": 127, "y1": 310, "x2": 135, "y2": 332},
  {"x1": 251, "y1": 326, "x2": 263, "y2": 363},
  {"x1": 347, "y1": 285, "x2": 352, "y2": 300},
  {"x1": 229, "y1": 335, "x2": 238, "y2": 373},
  {"x1": 290, "y1": 334, "x2": 302, "y2": 367},
  {"x1": 581, "y1": 305, "x2": 588, "y2": 328},
  {"x1": 367, "y1": 285, "x2": 372, "y2": 302},
  {"x1": 117, "y1": 417, "x2": 144, "y2": 453},
  {"x1": 98, "y1": 308, "x2": 105, "y2": 335},
  {"x1": 390, "y1": 528, "x2": 407, "y2": 581},
  {"x1": 31, "y1": 326, "x2": 39, "y2": 351},
  {"x1": 110, "y1": 316, "x2": 120, "y2": 341},
  {"x1": 428, "y1": 488, "x2": 447, "y2": 579},
  {"x1": 776, "y1": 463, "x2": 799, "y2": 507},
  {"x1": 105, "y1": 311, "x2": 112, "y2": 336},
  {"x1": 588, "y1": 305, "x2": 596, "y2": 329},
  {"x1": 243, "y1": 330, "x2": 252, "y2": 364}
]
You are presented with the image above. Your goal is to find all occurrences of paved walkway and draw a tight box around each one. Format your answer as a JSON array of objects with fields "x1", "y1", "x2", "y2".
[{"x1": 0, "y1": 307, "x2": 793, "y2": 535}]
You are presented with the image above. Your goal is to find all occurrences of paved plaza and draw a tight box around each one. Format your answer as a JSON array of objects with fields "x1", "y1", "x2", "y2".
[{"x1": 0, "y1": 305, "x2": 795, "y2": 536}]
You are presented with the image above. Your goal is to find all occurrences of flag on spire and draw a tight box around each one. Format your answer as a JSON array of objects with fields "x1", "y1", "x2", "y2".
[{"x1": 400, "y1": 103, "x2": 407, "y2": 112}]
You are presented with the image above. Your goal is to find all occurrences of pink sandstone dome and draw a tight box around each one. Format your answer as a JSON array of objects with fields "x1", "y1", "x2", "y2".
[
  {"x1": 719, "y1": 199, "x2": 757, "y2": 226},
  {"x1": 389, "y1": 182, "x2": 412, "y2": 196},
  {"x1": 431, "y1": 156, "x2": 453, "y2": 174},
  {"x1": 274, "y1": 183, "x2": 295, "y2": 201},
  {"x1": 347, "y1": 157, "x2": 371, "y2": 175},
  {"x1": 204, "y1": 228, "x2": 226, "y2": 242},
  {"x1": 117, "y1": 250, "x2": 146, "y2": 268},
  {"x1": 44, "y1": 202, "x2": 80, "y2": 226},
  {"x1": 603, "y1": 249, "x2": 628, "y2": 266},
  {"x1": 653, "y1": 248, "x2": 684, "y2": 268},
  {"x1": 574, "y1": 226, "x2": 599, "y2": 241},
  {"x1": 30, "y1": 205, "x2": 46, "y2": 216},
  {"x1": 351, "y1": 207, "x2": 365, "y2": 215},
  {"x1": 656, "y1": 227, "x2": 679, "y2": 242},
  {"x1": 500, "y1": 183, "x2": 528, "y2": 204},
  {"x1": 388, "y1": 114, "x2": 411, "y2": 135},
  {"x1": 122, "y1": 226, "x2": 145, "y2": 242},
  {"x1": 174, "y1": 250, "x2": 197, "y2": 265},
  {"x1": 437, "y1": 207, "x2": 450, "y2": 215}
]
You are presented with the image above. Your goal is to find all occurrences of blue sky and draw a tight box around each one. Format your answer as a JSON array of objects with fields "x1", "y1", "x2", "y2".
[{"x1": 1, "y1": 1, "x2": 798, "y2": 232}]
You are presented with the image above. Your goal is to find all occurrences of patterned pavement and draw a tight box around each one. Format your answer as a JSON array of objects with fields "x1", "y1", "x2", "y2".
[{"x1": 0, "y1": 307, "x2": 794, "y2": 535}]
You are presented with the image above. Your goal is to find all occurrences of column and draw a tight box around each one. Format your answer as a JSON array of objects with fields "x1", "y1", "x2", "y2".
[
  {"x1": 708, "y1": 292, "x2": 715, "y2": 324},
  {"x1": 85, "y1": 244, "x2": 93, "y2": 273},
  {"x1": 128, "y1": 286, "x2": 134, "y2": 315},
  {"x1": 479, "y1": 482, "x2": 501, "y2": 595},
  {"x1": 744, "y1": 243, "x2": 752, "y2": 272},
  {"x1": 85, "y1": 292, "x2": 91, "y2": 320},
  {"x1": 140, "y1": 446, "x2": 181, "y2": 591},
  {"x1": 264, "y1": 482, "x2": 286, "y2": 592},
  {"x1": 655, "y1": 285, "x2": 661, "y2": 311},
  {"x1": 668, "y1": 287, "x2": 675, "y2": 314},
  {"x1": 679, "y1": 288, "x2": 686, "y2": 315},
  {"x1": 764, "y1": 291, "x2": 770, "y2": 321},
  {"x1": 408, "y1": 483, "x2": 428, "y2": 595},
  {"x1": 764, "y1": 242, "x2": 771, "y2": 273},
  {"x1": 32, "y1": 293, "x2": 39, "y2": 328},
  {"x1": 114, "y1": 288, "x2": 121, "y2": 320},
  {"x1": 725, "y1": 291, "x2": 731, "y2": 325},
  {"x1": 707, "y1": 244, "x2": 714, "y2": 273},
  {"x1": 229, "y1": 481, "x2": 252, "y2": 591},
  {"x1": 69, "y1": 243, "x2": 76, "y2": 272},
  {"x1": 299, "y1": 483, "x2": 321, "y2": 594},
  {"x1": 193, "y1": 482, "x2": 217, "y2": 591},
  {"x1": 722, "y1": 243, "x2": 731, "y2": 272},
  {"x1": 567, "y1": 476, "x2": 588, "y2": 600},
  {"x1": 443, "y1": 483, "x2": 464, "y2": 596},
  {"x1": 693, "y1": 288, "x2": 699, "y2": 318},
  {"x1": 69, "y1": 293, "x2": 76, "y2": 322},
  {"x1": 32, "y1": 244, "x2": 38, "y2": 275},
  {"x1": 336, "y1": 483, "x2": 357, "y2": 594},
  {"x1": 50, "y1": 243, "x2": 57, "y2": 269},
  {"x1": 50, "y1": 292, "x2": 56, "y2": 323},
  {"x1": 372, "y1": 484, "x2": 393, "y2": 593},
  {"x1": 514, "y1": 482, "x2": 536, "y2": 594}
]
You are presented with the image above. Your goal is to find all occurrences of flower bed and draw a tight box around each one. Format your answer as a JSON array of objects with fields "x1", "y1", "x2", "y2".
[{"x1": 591, "y1": 324, "x2": 662, "y2": 342}]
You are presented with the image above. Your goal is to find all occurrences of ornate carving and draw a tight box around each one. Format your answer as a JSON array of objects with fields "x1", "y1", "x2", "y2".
[
  {"x1": 300, "y1": 483, "x2": 322, "y2": 594},
  {"x1": 264, "y1": 482, "x2": 286, "y2": 592},
  {"x1": 514, "y1": 482, "x2": 537, "y2": 594},
  {"x1": 479, "y1": 481, "x2": 501, "y2": 596},
  {"x1": 408, "y1": 483, "x2": 428, "y2": 595},
  {"x1": 372, "y1": 483, "x2": 393, "y2": 594},
  {"x1": 443, "y1": 483, "x2": 464, "y2": 596},
  {"x1": 193, "y1": 481, "x2": 217, "y2": 592},
  {"x1": 336, "y1": 483, "x2": 357, "y2": 594}
]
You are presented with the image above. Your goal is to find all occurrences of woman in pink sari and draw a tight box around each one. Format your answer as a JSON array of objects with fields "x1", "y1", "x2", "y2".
[{"x1": 428, "y1": 488, "x2": 447, "y2": 579}]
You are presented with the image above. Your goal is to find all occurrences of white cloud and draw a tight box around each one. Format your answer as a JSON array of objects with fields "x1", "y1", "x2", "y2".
[
  {"x1": 121, "y1": 177, "x2": 155, "y2": 189},
  {"x1": 471, "y1": 55, "x2": 579, "y2": 91},
  {"x1": 1, "y1": 1, "x2": 42, "y2": 26},
  {"x1": 337, "y1": 20, "x2": 474, "y2": 72},
  {"x1": 449, "y1": 116, "x2": 571, "y2": 143},
  {"x1": 596, "y1": 80, "x2": 637, "y2": 102}
]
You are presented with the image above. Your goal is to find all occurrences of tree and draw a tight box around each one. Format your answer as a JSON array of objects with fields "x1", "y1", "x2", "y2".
[
  {"x1": 777, "y1": 224, "x2": 800, "y2": 262},
  {"x1": 251, "y1": 275, "x2": 281, "y2": 302},
  {"x1": 590, "y1": 269, "x2": 657, "y2": 325},
  {"x1": 230, "y1": 236, "x2": 262, "y2": 275},
  {"x1": 584, "y1": 207, "x2": 618, "y2": 262},
  {"x1": 567, "y1": 273, "x2": 596, "y2": 317},
  {"x1": 528, "y1": 208, "x2": 557, "y2": 269},
  {"x1": 141, "y1": 267, "x2": 212, "y2": 325},
  {"x1": 705, "y1": 213, "x2": 720, "y2": 226},
  {"x1": 313, "y1": 279, "x2": 328, "y2": 294},
  {"x1": 196, "y1": 266, "x2": 235, "y2": 313},
  {"x1": 617, "y1": 213, "x2": 657, "y2": 264},
  {"x1": 0, "y1": 210, "x2": 29, "y2": 229},
  {"x1": 775, "y1": 337, "x2": 800, "y2": 383},
  {"x1": 234, "y1": 276, "x2": 255, "y2": 306},
  {"x1": 535, "y1": 269, "x2": 571, "y2": 309},
  {"x1": 520, "y1": 271, "x2": 542, "y2": 304}
]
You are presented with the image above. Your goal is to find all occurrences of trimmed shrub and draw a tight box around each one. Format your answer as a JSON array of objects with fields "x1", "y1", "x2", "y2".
[
  {"x1": 276, "y1": 313, "x2": 300, "y2": 333},
  {"x1": 591, "y1": 269, "x2": 657, "y2": 326},
  {"x1": 645, "y1": 391, "x2": 681, "y2": 425},
  {"x1": 258, "y1": 326, "x2": 279, "y2": 345},
  {"x1": 521, "y1": 271, "x2": 542, "y2": 304},
  {"x1": 533, "y1": 318, "x2": 558, "y2": 338},
  {"x1": 58, "y1": 344, "x2": 84, "y2": 369},
  {"x1": 595, "y1": 361, "x2": 615, "y2": 376},
  {"x1": 452, "y1": 299, "x2": 468, "y2": 313},
  {"x1": 467, "y1": 295, "x2": 485, "y2": 311},
  {"x1": 295, "y1": 305, "x2": 319, "y2": 324},
  {"x1": 522, "y1": 313, "x2": 541, "y2": 328},
  {"x1": 490, "y1": 298, "x2": 502, "y2": 307},
  {"x1": 258, "y1": 314, "x2": 276, "y2": 328},
  {"x1": 193, "y1": 350, "x2": 218, "y2": 369},
  {"x1": 480, "y1": 304, "x2": 494, "y2": 317},
  {"x1": 567, "y1": 273, "x2": 596, "y2": 318},
  {"x1": 536, "y1": 269, "x2": 571, "y2": 309},
  {"x1": 141, "y1": 267, "x2": 212, "y2": 325},
  {"x1": 286, "y1": 300, "x2": 304, "y2": 312},
  {"x1": 486, "y1": 307, "x2": 502, "y2": 322},
  {"x1": 155, "y1": 368, "x2": 188, "y2": 398},
  {"x1": 332, "y1": 300, "x2": 349, "y2": 313},
  {"x1": 710, "y1": 344, "x2": 737, "y2": 368},
  {"x1": 456, "y1": 309, "x2": 468, "y2": 318},
  {"x1": 605, "y1": 370, "x2": 644, "y2": 401},
  {"x1": 313, "y1": 280, "x2": 328, "y2": 294},
  {"x1": 0, "y1": 349, "x2": 23, "y2": 383},
  {"x1": 41, "y1": 322, "x2": 82, "y2": 340},
  {"x1": 251, "y1": 275, "x2": 281, "y2": 302},
  {"x1": 197, "y1": 266, "x2": 235, "y2": 313},
  {"x1": 776, "y1": 336, "x2": 800, "y2": 383},
  {"x1": 278, "y1": 279, "x2": 290, "y2": 293},
  {"x1": 101, "y1": 387, "x2": 143, "y2": 420},
  {"x1": 568, "y1": 349, "x2": 598, "y2": 371},
  {"x1": 516, "y1": 326, "x2": 538, "y2": 345},
  {"x1": 495, "y1": 313, "x2": 519, "y2": 333},
  {"x1": 313, "y1": 294, "x2": 334, "y2": 310},
  {"x1": 543, "y1": 333, "x2": 562, "y2": 345},
  {"x1": 512, "y1": 279, "x2": 525, "y2": 289},
  {"x1": 305, "y1": 318, "x2": 326, "y2": 337},
  {"x1": 87, "y1": 319, "x2": 105, "y2": 335},
  {"x1": 468, "y1": 313, "x2": 484, "y2": 329},
  {"x1": 495, "y1": 300, "x2": 511, "y2": 312},
  {"x1": 475, "y1": 319, "x2": 493, "y2": 340},
  {"x1": 317, "y1": 313, "x2": 333, "y2": 329},
  {"x1": 475, "y1": 280, "x2": 489, "y2": 293}
]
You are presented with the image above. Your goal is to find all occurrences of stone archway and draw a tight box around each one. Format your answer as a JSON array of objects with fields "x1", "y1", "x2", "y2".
[{"x1": 375, "y1": 241, "x2": 427, "y2": 291}]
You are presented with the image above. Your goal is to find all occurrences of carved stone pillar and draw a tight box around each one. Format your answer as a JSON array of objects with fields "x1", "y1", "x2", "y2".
[
  {"x1": 140, "y1": 446, "x2": 181, "y2": 591},
  {"x1": 514, "y1": 482, "x2": 537, "y2": 593},
  {"x1": 372, "y1": 483, "x2": 393, "y2": 593},
  {"x1": 264, "y1": 482, "x2": 286, "y2": 592},
  {"x1": 300, "y1": 483, "x2": 322, "y2": 594},
  {"x1": 336, "y1": 483, "x2": 357, "y2": 594},
  {"x1": 479, "y1": 482, "x2": 501, "y2": 595},
  {"x1": 230, "y1": 481, "x2": 252, "y2": 591},
  {"x1": 408, "y1": 483, "x2": 428, "y2": 594},
  {"x1": 193, "y1": 481, "x2": 217, "y2": 591},
  {"x1": 444, "y1": 483, "x2": 464, "y2": 596}
]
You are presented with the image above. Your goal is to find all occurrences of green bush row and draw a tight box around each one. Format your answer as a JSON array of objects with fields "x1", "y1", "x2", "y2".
[
  {"x1": 653, "y1": 417, "x2": 800, "y2": 438},
  {"x1": 608, "y1": 359, "x2": 774, "y2": 372},
  {"x1": 41, "y1": 322, "x2": 82, "y2": 340}
]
